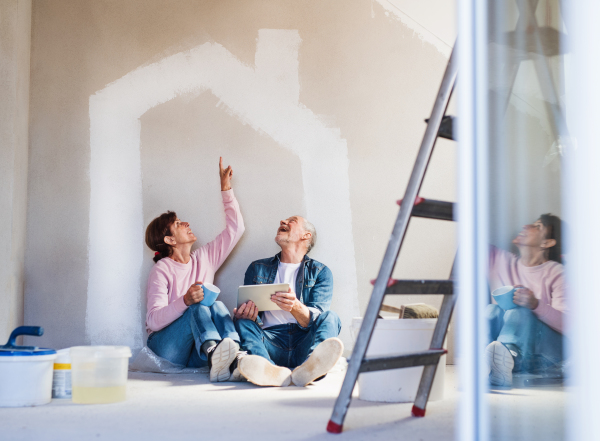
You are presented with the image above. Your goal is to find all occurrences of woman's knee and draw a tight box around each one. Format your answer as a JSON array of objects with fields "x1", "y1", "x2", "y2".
[
  {"x1": 210, "y1": 300, "x2": 229, "y2": 313},
  {"x1": 485, "y1": 304, "x2": 503, "y2": 320},
  {"x1": 504, "y1": 306, "x2": 535, "y2": 324}
]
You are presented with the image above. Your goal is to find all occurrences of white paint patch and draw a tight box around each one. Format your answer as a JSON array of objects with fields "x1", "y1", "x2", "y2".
[
  {"x1": 87, "y1": 29, "x2": 360, "y2": 349},
  {"x1": 373, "y1": 0, "x2": 454, "y2": 58}
]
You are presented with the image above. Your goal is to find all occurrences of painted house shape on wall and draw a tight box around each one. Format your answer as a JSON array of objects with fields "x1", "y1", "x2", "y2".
[{"x1": 87, "y1": 29, "x2": 359, "y2": 349}]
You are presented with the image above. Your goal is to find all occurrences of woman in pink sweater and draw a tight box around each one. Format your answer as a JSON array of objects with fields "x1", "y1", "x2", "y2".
[
  {"x1": 144, "y1": 157, "x2": 245, "y2": 382},
  {"x1": 486, "y1": 214, "x2": 566, "y2": 388}
]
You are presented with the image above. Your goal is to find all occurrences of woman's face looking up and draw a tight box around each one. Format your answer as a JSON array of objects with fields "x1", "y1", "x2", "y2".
[
  {"x1": 512, "y1": 219, "x2": 552, "y2": 249},
  {"x1": 166, "y1": 218, "x2": 197, "y2": 246}
]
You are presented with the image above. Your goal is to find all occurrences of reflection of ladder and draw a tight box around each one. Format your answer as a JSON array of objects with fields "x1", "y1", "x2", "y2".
[{"x1": 326, "y1": 46, "x2": 458, "y2": 434}]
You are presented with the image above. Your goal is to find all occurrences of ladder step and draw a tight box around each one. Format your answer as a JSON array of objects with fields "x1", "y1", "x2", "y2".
[
  {"x1": 425, "y1": 115, "x2": 455, "y2": 140},
  {"x1": 379, "y1": 279, "x2": 453, "y2": 295},
  {"x1": 397, "y1": 198, "x2": 454, "y2": 221},
  {"x1": 359, "y1": 349, "x2": 447, "y2": 373}
]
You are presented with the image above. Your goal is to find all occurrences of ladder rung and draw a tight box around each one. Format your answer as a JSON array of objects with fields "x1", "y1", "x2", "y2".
[
  {"x1": 397, "y1": 198, "x2": 454, "y2": 221},
  {"x1": 425, "y1": 115, "x2": 455, "y2": 140},
  {"x1": 384, "y1": 279, "x2": 453, "y2": 295},
  {"x1": 359, "y1": 349, "x2": 447, "y2": 373}
]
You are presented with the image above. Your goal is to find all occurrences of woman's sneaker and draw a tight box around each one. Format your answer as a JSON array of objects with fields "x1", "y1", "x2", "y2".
[
  {"x1": 238, "y1": 355, "x2": 292, "y2": 387},
  {"x1": 206, "y1": 338, "x2": 238, "y2": 382},
  {"x1": 291, "y1": 338, "x2": 344, "y2": 387},
  {"x1": 486, "y1": 341, "x2": 515, "y2": 387}
]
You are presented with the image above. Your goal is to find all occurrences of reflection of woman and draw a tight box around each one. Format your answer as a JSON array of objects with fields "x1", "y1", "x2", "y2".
[
  {"x1": 144, "y1": 157, "x2": 245, "y2": 382},
  {"x1": 486, "y1": 214, "x2": 566, "y2": 388}
]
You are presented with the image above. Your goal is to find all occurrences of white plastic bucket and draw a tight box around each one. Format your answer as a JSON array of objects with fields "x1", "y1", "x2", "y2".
[
  {"x1": 70, "y1": 346, "x2": 132, "y2": 404},
  {"x1": 351, "y1": 317, "x2": 446, "y2": 403},
  {"x1": 0, "y1": 353, "x2": 57, "y2": 407}
]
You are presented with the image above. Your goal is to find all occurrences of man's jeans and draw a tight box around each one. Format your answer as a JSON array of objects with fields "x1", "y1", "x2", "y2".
[
  {"x1": 486, "y1": 304, "x2": 563, "y2": 372},
  {"x1": 235, "y1": 310, "x2": 341, "y2": 369},
  {"x1": 147, "y1": 301, "x2": 240, "y2": 368}
]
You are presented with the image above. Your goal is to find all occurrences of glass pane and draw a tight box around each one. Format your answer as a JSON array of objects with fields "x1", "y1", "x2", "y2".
[{"x1": 484, "y1": 1, "x2": 568, "y2": 440}]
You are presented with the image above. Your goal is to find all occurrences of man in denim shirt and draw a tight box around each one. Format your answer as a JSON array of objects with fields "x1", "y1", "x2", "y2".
[{"x1": 231, "y1": 216, "x2": 343, "y2": 387}]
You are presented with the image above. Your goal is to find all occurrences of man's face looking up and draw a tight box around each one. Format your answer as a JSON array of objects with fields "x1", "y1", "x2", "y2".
[{"x1": 275, "y1": 216, "x2": 308, "y2": 248}]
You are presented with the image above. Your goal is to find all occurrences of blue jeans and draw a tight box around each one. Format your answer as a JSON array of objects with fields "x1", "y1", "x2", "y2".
[
  {"x1": 147, "y1": 301, "x2": 240, "y2": 368},
  {"x1": 486, "y1": 304, "x2": 564, "y2": 373},
  {"x1": 234, "y1": 310, "x2": 341, "y2": 369}
]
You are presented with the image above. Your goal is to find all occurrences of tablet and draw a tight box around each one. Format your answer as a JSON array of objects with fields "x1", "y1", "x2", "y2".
[{"x1": 237, "y1": 283, "x2": 290, "y2": 311}]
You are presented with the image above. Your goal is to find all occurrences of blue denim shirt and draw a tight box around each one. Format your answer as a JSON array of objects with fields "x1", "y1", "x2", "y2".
[{"x1": 244, "y1": 252, "x2": 333, "y2": 329}]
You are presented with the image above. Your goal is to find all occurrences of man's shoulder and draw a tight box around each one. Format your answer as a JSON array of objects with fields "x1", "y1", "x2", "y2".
[{"x1": 304, "y1": 256, "x2": 330, "y2": 275}]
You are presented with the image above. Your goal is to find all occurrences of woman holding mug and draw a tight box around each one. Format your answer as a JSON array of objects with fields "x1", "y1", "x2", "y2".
[{"x1": 144, "y1": 157, "x2": 244, "y2": 382}]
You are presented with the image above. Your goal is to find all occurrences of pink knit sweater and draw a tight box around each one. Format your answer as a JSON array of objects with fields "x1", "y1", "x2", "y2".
[
  {"x1": 145, "y1": 190, "x2": 244, "y2": 333},
  {"x1": 489, "y1": 246, "x2": 567, "y2": 334}
]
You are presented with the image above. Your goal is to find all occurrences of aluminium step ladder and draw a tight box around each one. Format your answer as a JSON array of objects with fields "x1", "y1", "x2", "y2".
[{"x1": 327, "y1": 44, "x2": 458, "y2": 434}]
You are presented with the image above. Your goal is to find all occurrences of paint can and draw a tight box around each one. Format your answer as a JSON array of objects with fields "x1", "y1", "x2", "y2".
[{"x1": 52, "y1": 348, "x2": 72, "y2": 399}]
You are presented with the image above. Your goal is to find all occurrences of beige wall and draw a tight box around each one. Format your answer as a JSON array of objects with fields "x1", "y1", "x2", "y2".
[
  {"x1": 24, "y1": 0, "x2": 458, "y2": 360},
  {"x1": 0, "y1": 0, "x2": 32, "y2": 343}
]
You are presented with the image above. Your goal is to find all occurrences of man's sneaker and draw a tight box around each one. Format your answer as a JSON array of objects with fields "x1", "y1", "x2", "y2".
[
  {"x1": 229, "y1": 351, "x2": 248, "y2": 382},
  {"x1": 486, "y1": 341, "x2": 515, "y2": 387},
  {"x1": 206, "y1": 338, "x2": 238, "y2": 382},
  {"x1": 238, "y1": 355, "x2": 292, "y2": 387},
  {"x1": 291, "y1": 337, "x2": 344, "y2": 387}
]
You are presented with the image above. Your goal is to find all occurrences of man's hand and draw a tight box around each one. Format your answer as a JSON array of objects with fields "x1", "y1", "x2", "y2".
[
  {"x1": 271, "y1": 288, "x2": 299, "y2": 312},
  {"x1": 513, "y1": 285, "x2": 539, "y2": 310},
  {"x1": 219, "y1": 157, "x2": 233, "y2": 191},
  {"x1": 183, "y1": 282, "x2": 204, "y2": 306},
  {"x1": 234, "y1": 301, "x2": 258, "y2": 321}
]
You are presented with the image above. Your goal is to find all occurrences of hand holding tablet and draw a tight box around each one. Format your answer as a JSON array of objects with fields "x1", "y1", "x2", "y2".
[{"x1": 237, "y1": 283, "x2": 291, "y2": 312}]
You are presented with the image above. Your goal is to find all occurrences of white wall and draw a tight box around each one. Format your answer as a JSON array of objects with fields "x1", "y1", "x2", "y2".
[
  {"x1": 23, "y1": 0, "x2": 460, "y2": 362},
  {"x1": 0, "y1": 0, "x2": 32, "y2": 343}
]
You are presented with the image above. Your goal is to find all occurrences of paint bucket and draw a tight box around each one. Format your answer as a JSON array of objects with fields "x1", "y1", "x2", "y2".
[
  {"x1": 70, "y1": 346, "x2": 132, "y2": 404},
  {"x1": 0, "y1": 326, "x2": 57, "y2": 407},
  {"x1": 350, "y1": 317, "x2": 446, "y2": 403}
]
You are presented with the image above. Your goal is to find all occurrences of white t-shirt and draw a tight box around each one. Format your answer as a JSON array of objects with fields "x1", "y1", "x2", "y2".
[{"x1": 261, "y1": 262, "x2": 301, "y2": 329}]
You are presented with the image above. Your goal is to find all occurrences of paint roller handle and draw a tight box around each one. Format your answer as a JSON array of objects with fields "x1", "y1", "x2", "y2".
[{"x1": 4, "y1": 326, "x2": 43, "y2": 348}]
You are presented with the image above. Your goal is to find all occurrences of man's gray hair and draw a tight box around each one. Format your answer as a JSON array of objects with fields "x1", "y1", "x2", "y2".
[{"x1": 303, "y1": 218, "x2": 317, "y2": 253}]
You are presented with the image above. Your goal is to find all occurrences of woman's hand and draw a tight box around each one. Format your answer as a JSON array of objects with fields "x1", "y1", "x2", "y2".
[
  {"x1": 234, "y1": 301, "x2": 258, "y2": 321},
  {"x1": 219, "y1": 157, "x2": 233, "y2": 191},
  {"x1": 513, "y1": 285, "x2": 539, "y2": 310},
  {"x1": 183, "y1": 282, "x2": 204, "y2": 306}
]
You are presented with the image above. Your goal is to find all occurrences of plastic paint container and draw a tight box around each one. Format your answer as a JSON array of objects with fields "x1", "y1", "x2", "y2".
[
  {"x1": 350, "y1": 317, "x2": 446, "y2": 403},
  {"x1": 52, "y1": 348, "x2": 72, "y2": 399},
  {"x1": 0, "y1": 326, "x2": 57, "y2": 407},
  {"x1": 70, "y1": 346, "x2": 132, "y2": 404}
]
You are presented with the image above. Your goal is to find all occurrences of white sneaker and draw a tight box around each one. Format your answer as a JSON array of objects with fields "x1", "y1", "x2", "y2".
[
  {"x1": 291, "y1": 338, "x2": 344, "y2": 387},
  {"x1": 486, "y1": 341, "x2": 514, "y2": 387},
  {"x1": 207, "y1": 338, "x2": 238, "y2": 382},
  {"x1": 238, "y1": 355, "x2": 292, "y2": 387},
  {"x1": 229, "y1": 351, "x2": 247, "y2": 382}
]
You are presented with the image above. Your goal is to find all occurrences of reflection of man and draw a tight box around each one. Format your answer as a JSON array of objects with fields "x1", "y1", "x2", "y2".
[
  {"x1": 231, "y1": 216, "x2": 343, "y2": 387},
  {"x1": 486, "y1": 214, "x2": 566, "y2": 388}
]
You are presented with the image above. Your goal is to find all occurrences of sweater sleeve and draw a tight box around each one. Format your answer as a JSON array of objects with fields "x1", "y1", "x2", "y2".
[
  {"x1": 532, "y1": 269, "x2": 567, "y2": 334},
  {"x1": 197, "y1": 189, "x2": 245, "y2": 270},
  {"x1": 146, "y1": 265, "x2": 188, "y2": 333}
]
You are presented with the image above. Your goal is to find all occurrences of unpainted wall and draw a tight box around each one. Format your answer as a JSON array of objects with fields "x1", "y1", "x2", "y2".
[
  {"x1": 24, "y1": 0, "x2": 458, "y2": 360},
  {"x1": 0, "y1": 0, "x2": 32, "y2": 343}
]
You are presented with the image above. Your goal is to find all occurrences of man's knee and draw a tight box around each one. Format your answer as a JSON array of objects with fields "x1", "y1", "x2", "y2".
[
  {"x1": 316, "y1": 310, "x2": 341, "y2": 334},
  {"x1": 235, "y1": 318, "x2": 259, "y2": 334}
]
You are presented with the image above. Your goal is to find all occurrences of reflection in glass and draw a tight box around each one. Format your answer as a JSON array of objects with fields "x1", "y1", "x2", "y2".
[{"x1": 483, "y1": 0, "x2": 568, "y2": 440}]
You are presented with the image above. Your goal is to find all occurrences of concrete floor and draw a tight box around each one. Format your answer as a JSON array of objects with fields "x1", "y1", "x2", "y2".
[{"x1": 1, "y1": 366, "x2": 566, "y2": 441}]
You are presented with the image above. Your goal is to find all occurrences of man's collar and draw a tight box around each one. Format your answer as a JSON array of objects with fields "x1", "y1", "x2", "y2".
[{"x1": 274, "y1": 252, "x2": 310, "y2": 264}]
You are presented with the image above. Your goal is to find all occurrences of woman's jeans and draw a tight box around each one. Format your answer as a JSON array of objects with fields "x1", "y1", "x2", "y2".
[
  {"x1": 147, "y1": 301, "x2": 240, "y2": 368},
  {"x1": 486, "y1": 304, "x2": 564, "y2": 373},
  {"x1": 234, "y1": 310, "x2": 342, "y2": 369}
]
